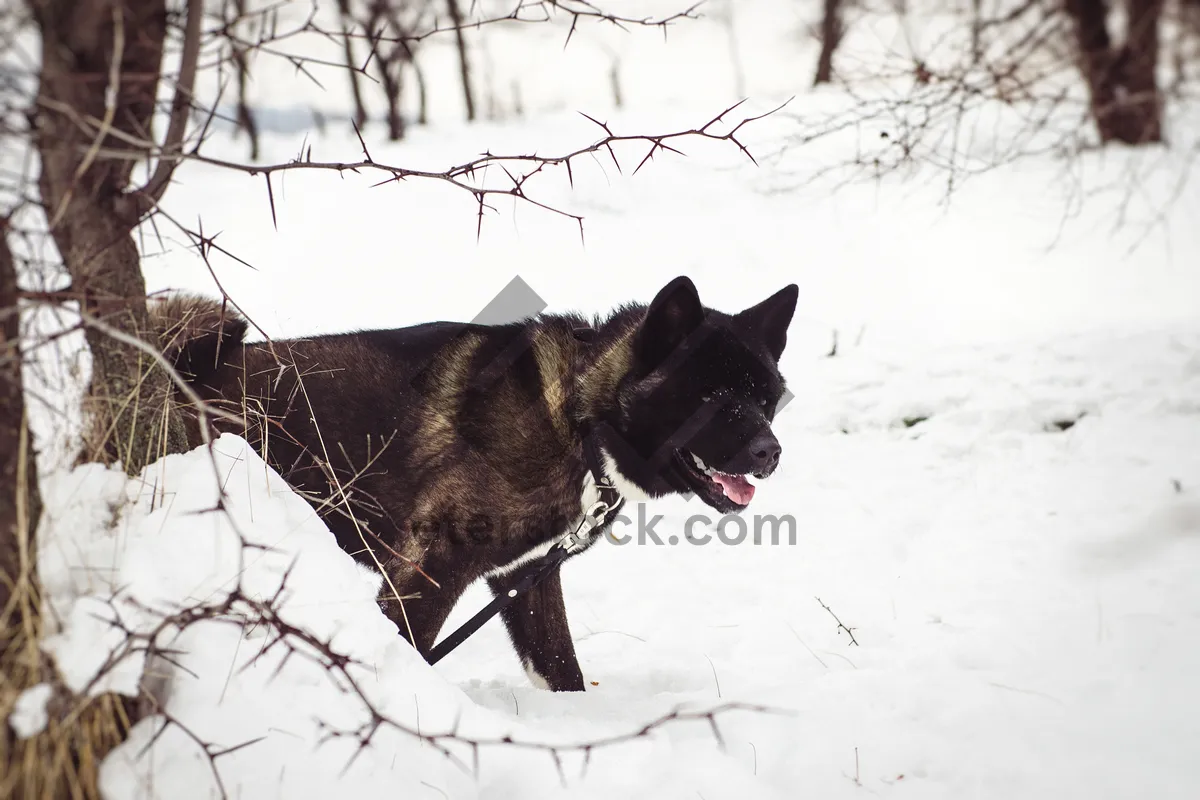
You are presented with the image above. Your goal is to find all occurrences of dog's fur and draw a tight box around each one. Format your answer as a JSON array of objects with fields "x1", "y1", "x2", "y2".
[{"x1": 153, "y1": 276, "x2": 798, "y2": 691}]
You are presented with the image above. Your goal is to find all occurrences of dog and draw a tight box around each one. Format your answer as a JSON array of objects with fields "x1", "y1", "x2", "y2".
[{"x1": 155, "y1": 276, "x2": 798, "y2": 691}]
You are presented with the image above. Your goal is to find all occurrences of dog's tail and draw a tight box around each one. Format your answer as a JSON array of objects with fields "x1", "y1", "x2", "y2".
[{"x1": 148, "y1": 293, "x2": 248, "y2": 385}]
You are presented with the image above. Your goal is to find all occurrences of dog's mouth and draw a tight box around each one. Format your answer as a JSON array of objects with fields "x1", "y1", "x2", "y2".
[{"x1": 672, "y1": 449, "x2": 767, "y2": 512}]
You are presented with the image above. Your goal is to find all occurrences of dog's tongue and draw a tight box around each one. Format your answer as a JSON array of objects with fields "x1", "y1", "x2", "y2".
[{"x1": 712, "y1": 472, "x2": 755, "y2": 505}]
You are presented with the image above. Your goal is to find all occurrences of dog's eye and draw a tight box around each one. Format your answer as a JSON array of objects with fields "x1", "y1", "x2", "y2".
[{"x1": 701, "y1": 394, "x2": 712, "y2": 403}]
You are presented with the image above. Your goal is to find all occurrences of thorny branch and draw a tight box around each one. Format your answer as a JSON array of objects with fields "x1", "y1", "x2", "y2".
[
  {"x1": 313, "y1": 0, "x2": 702, "y2": 48},
  {"x1": 153, "y1": 98, "x2": 789, "y2": 241},
  {"x1": 34, "y1": 64, "x2": 785, "y2": 238},
  {"x1": 96, "y1": 556, "x2": 777, "y2": 797}
]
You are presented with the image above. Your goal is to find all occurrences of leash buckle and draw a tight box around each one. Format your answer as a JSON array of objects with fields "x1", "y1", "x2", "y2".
[{"x1": 560, "y1": 500, "x2": 613, "y2": 553}]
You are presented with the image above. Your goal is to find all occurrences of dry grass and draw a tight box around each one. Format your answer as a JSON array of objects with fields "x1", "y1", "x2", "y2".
[
  {"x1": 77, "y1": 353, "x2": 186, "y2": 471},
  {"x1": 2, "y1": 419, "x2": 138, "y2": 800},
  {"x1": 75, "y1": 306, "x2": 191, "y2": 469}
]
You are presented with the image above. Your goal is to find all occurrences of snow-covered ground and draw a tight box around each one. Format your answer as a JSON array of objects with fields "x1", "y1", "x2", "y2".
[{"x1": 14, "y1": 0, "x2": 1200, "y2": 797}]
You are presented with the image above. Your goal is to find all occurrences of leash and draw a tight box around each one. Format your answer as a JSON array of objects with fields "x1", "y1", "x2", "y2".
[{"x1": 426, "y1": 426, "x2": 625, "y2": 665}]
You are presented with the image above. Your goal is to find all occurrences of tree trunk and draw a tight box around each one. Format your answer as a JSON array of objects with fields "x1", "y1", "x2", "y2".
[
  {"x1": 1186, "y1": 0, "x2": 1200, "y2": 35},
  {"x1": 1118, "y1": 0, "x2": 1164, "y2": 142},
  {"x1": 813, "y1": 0, "x2": 843, "y2": 85},
  {"x1": 970, "y1": 0, "x2": 983, "y2": 63},
  {"x1": 1064, "y1": 0, "x2": 1164, "y2": 144},
  {"x1": 232, "y1": 0, "x2": 261, "y2": 161},
  {"x1": 445, "y1": 0, "x2": 476, "y2": 122},
  {"x1": 0, "y1": 225, "x2": 40, "y2": 639},
  {"x1": 337, "y1": 0, "x2": 368, "y2": 131},
  {"x1": 413, "y1": 57, "x2": 428, "y2": 126},
  {"x1": 380, "y1": 61, "x2": 406, "y2": 141},
  {"x1": 717, "y1": 0, "x2": 746, "y2": 97},
  {"x1": 29, "y1": 0, "x2": 190, "y2": 474},
  {"x1": 609, "y1": 60, "x2": 623, "y2": 108}
]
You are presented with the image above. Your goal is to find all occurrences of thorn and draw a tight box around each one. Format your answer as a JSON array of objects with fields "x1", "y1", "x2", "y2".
[
  {"x1": 211, "y1": 735, "x2": 267, "y2": 759},
  {"x1": 264, "y1": 173, "x2": 278, "y2": 231},
  {"x1": 605, "y1": 142, "x2": 623, "y2": 174},
  {"x1": 634, "y1": 144, "x2": 658, "y2": 174},
  {"x1": 709, "y1": 716, "x2": 726, "y2": 751},
  {"x1": 564, "y1": 15, "x2": 579, "y2": 49},
  {"x1": 352, "y1": 119, "x2": 373, "y2": 162},
  {"x1": 704, "y1": 98, "x2": 749, "y2": 131},
  {"x1": 475, "y1": 192, "x2": 485, "y2": 243},
  {"x1": 577, "y1": 111, "x2": 614, "y2": 137}
]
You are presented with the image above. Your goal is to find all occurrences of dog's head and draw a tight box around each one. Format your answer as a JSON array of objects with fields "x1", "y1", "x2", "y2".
[{"x1": 604, "y1": 276, "x2": 798, "y2": 513}]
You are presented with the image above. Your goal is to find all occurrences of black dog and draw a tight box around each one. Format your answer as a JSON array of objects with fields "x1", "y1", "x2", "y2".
[{"x1": 156, "y1": 276, "x2": 797, "y2": 691}]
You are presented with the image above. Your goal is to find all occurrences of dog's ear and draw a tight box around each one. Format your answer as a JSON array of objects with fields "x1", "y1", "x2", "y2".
[
  {"x1": 635, "y1": 276, "x2": 705, "y2": 370},
  {"x1": 736, "y1": 284, "x2": 798, "y2": 362}
]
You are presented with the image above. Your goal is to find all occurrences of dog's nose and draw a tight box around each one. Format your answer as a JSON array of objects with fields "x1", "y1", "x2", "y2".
[{"x1": 748, "y1": 431, "x2": 781, "y2": 470}]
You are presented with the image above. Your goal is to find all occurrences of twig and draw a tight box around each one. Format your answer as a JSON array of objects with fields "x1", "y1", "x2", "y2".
[
  {"x1": 815, "y1": 597, "x2": 859, "y2": 646},
  {"x1": 704, "y1": 653, "x2": 722, "y2": 698}
]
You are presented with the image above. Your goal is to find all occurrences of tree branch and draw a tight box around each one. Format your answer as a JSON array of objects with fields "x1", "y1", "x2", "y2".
[
  {"x1": 137, "y1": 0, "x2": 205, "y2": 206},
  {"x1": 158, "y1": 98, "x2": 791, "y2": 237}
]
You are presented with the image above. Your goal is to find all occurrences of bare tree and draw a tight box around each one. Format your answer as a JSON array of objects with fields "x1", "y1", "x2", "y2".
[
  {"x1": 334, "y1": 0, "x2": 432, "y2": 140},
  {"x1": 772, "y1": 0, "x2": 1191, "y2": 212},
  {"x1": 228, "y1": 0, "x2": 262, "y2": 160},
  {"x1": 365, "y1": 0, "x2": 430, "y2": 140},
  {"x1": 1064, "y1": 0, "x2": 1165, "y2": 144},
  {"x1": 813, "y1": 0, "x2": 844, "y2": 85},
  {"x1": 26, "y1": 0, "x2": 207, "y2": 473},
  {"x1": 445, "y1": 0, "x2": 477, "y2": 121},
  {"x1": 330, "y1": 0, "x2": 702, "y2": 133},
  {"x1": 337, "y1": 0, "x2": 371, "y2": 131},
  {"x1": 0, "y1": 223, "x2": 38, "y2": 638},
  {"x1": 1187, "y1": 0, "x2": 1200, "y2": 33},
  {"x1": 714, "y1": 0, "x2": 747, "y2": 97}
]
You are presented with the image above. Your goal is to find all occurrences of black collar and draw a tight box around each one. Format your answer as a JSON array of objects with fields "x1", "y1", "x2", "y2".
[
  {"x1": 581, "y1": 422, "x2": 623, "y2": 511},
  {"x1": 572, "y1": 323, "x2": 622, "y2": 509}
]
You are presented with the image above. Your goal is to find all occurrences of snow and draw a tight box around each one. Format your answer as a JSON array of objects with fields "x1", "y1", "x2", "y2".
[
  {"x1": 8, "y1": 684, "x2": 54, "y2": 740},
  {"x1": 35, "y1": 435, "x2": 513, "y2": 798},
  {"x1": 13, "y1": 0, "x2": 1200, "y2": 797}
]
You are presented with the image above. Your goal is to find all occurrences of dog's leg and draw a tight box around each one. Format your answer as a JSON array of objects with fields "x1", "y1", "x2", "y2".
[
  {"x1": 379, "y1": 574, "x2": 465, "y2": 658},
  {"x1": 486, "y1": 567, "x2": 585, "y2": 692}
]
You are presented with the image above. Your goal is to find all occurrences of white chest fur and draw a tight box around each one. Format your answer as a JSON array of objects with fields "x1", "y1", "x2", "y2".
[{"x1": 600, "y1": 449, "x2": 653, "y2": 504}]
